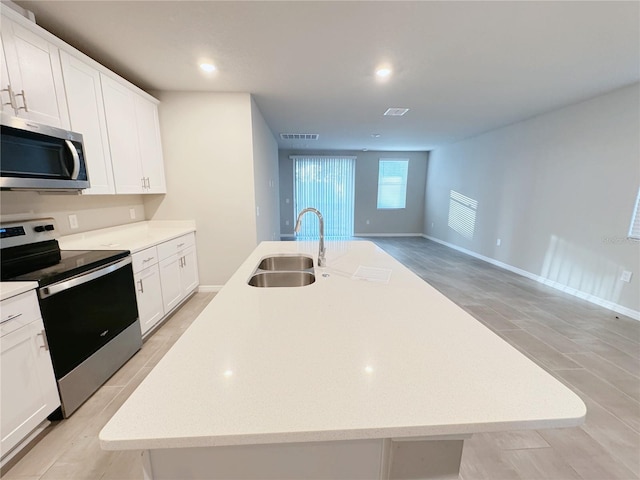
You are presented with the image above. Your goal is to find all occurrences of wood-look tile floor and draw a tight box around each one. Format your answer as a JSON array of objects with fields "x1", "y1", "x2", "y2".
[{"x1": 2, "y1": 236, "x2": 639, "y2": 479}]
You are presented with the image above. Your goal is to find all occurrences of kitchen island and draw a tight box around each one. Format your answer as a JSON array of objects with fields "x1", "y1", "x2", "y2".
[{"x1": 99, "y1": 240, "x2": 585, "y2": 480}]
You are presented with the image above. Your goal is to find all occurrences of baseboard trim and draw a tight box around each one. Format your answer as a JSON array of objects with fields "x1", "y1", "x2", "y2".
[
  {"x1": 422, "y1": 235, "x2": 640, "y2": 321},
  {"x1": 198, "y1": 285, "x2": 223, "y2": 293}
]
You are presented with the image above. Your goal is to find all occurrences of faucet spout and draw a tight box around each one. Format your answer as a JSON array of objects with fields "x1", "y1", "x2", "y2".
[{"x1": 294, "y1": 208, "x2": 326, "y2": 267}]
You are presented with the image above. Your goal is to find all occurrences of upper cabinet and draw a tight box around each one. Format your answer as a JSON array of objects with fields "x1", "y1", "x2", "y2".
[
  {"x1": 101, "y1": 74, "x2": 166, "y2": 194},
  {"x1": 59, "y1": 51, "x2": 115, "y2": 195},
  {"x1": 0, "y1": 7, "x2": 166, "y2": 196},
  {"x1": 0, "y1": 16, "x2": 69, "y2": 128}
]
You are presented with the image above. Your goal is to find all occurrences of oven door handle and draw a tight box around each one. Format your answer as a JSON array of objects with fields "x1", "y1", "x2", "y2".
[{"x1": 38, "y1": 257, "x2": 132, "y2": 299}]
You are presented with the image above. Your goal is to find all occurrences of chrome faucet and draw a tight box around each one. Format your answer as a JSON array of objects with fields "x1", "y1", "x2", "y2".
[{"x1": 294, "y1": 208, "x2": 326, "y2": 267}]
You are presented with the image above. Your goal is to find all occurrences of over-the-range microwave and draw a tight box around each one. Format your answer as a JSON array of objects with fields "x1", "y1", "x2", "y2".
[{"x1": 0, "y1": 116, "x2": 90, "y2": 192}]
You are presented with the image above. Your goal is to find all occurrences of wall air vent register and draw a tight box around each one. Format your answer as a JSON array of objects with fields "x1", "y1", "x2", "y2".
[{"x1": 280, "y1": 133, "x2": 319, "y2": 140}]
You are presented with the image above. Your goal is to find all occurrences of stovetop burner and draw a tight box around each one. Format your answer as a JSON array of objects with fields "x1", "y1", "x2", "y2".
[
  {"x1": 1, "y1": 218, "x2": 130, "y2": 287},
  {"x1": 5, "y1": 249, "x2": 131, "y2": 287}
]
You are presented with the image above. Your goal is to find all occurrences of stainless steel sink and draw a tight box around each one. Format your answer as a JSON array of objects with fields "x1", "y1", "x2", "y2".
[
  {"x1": 257, "y1": 255, "x2": 314, "y2": 271},
  {"x1": 248, "y1": 271, "x2": 315, "y2": 288}
]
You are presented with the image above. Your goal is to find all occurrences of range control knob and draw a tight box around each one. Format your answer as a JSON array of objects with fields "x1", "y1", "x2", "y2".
[
  {"x1": 34, "y1": 225, "x2": 46, "y2": 232},
  {"x1": 44, "y1": 224, "x2": 55, "y2": 231}
]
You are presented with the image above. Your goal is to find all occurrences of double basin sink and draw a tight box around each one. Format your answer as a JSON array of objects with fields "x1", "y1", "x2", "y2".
[{"x1": 248, "y1": 254, "x2": 315, "y2": 287}]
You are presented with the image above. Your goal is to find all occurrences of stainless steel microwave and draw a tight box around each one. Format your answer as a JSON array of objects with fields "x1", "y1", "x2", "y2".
[{"x1": 0, "y1": 117, "x2": 90, "y2": 191}]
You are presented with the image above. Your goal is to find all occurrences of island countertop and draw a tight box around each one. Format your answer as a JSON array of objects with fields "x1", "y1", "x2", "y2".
[{"x1": 99, "y1": 240, "x2": 585, "y2": 451}]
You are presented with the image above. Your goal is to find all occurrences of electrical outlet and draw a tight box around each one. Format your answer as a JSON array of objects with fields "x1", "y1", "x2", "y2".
[
  {"x1": 68, "y1": 214, "x2": 79, "y2": 230},
  {"x1": 256, "y1": 206, "x2": 260, "y2": 217},
  {"x1": 285, "y1": 220, "x2": 290, "y2": 226},
  {"x1": 496, "y1": 238, "x2": 502, "y2": 247},
  {"x1": 129, "y1": 208, "x2": 136, "y2": 220},
  {"x1": 366, "y1": 219, "x2": 370, "y2": 225},
  {"x1": 621, "y1": 271, "x2": 633, "y2": 283},
  {"x1": 286, "y1": 198, "x2": 290, "y2": 204},
  {"x1": 431, "y1": 222, "x2": 434, "y2": 229}
]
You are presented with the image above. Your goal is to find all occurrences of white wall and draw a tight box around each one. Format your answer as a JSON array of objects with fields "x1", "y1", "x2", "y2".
[
  {"x1": 0, "y1": 192, "x2": 145, "y2": 236},
  {"x1": 424, "y1": 83, "x2": 640, "y2": 316},
  {"x1": 251, "y1": 97, "x2": 280, "y2": 242},
  {"x1": 279, "y1": 150, "x2": 428, "y2": 236},
  {"x1": 145, "y1": 92, "x2": 274, "y2": 287}
]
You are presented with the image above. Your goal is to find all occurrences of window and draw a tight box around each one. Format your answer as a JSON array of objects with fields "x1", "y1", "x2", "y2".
[
  {"x1": 377, "y1": 159, "x2": 409, "y2": 209},
  {"x1": 629, "y1": 187, "x2": 640, "y2": 240},
  {"x1": 292, "y1": 156, "x2": 356, "y2": 238}
]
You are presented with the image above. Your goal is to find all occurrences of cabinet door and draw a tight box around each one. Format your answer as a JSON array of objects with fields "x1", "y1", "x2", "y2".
[
  {"x1": 134, "y1": 95, "x2": 166, "y2": 193},
  {"x1": 1, "y1": 319, "x2": 59, "y2": 457},
  {"x1": 180, "y1": 247, "x2": 199, "y2": 295},
  {"x1": 1, "y1": 17, "x2": 69, "y2": 128},
  {"x1": 101, "y1": 74, "x2": 143, "y2": 194},
  {"x1": 60, "y1": 51, "x2": 114, "y2": 195},
  {"x1": 1, "y1": 34, "x2": 14, "y2": 116},
  {"x1": 159, "y1": 254, "x2": 183, "y2": 313},
  {"x1": 135, "y1": 265, "x2": 165, "y2": 336}
]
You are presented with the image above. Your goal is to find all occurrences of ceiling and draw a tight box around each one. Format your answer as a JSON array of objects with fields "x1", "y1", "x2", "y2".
[{"x1": 13, "y1": 1, "x2": 640, "y2": 151}]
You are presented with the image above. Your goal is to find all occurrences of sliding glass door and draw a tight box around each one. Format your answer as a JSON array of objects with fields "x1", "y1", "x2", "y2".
[{"x1": 293, "y1": 156, "x2": 356, "y2": 238}]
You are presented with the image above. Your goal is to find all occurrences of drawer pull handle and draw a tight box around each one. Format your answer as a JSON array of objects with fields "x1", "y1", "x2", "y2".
[
  {"x1": 1, "y1": 313, "x2": 22, "y2": 325},
  {"x1": 15, "y1": 89, "x2": 28, "y2": 112},
  {"x1": 142, "y1": 256, "x2": 154, "y2": 263},
  {"x1": 177, "y1": 243, "x2": 185, "y2": 248},
  {"x1": 37, "y1": 330, "x2": 49, "y2": 351}
]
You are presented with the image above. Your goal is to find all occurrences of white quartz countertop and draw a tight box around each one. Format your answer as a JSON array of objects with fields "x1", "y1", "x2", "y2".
[
  {"x1": 58, "y1": 220, "x2": 196, "y2": 253},
  {"x1": 99, "y1": 240, "x2": 585, "y2": 451},
  {"x1": 0, "y1": 282, "x2": 38, "y2": 301}
]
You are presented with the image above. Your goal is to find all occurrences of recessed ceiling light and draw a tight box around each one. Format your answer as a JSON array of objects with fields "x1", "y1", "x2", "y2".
[
  {"x1": 375, "y1": 67, "x2": 392, "y2": 78},
  {"x1": 200, "y1": 63, "x2": 217, "y2": 73},
  {"x1": 371, "y1": 133, "x2": 381, "y2": 138}
]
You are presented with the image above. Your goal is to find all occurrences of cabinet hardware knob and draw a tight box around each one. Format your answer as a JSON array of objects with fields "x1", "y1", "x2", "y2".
[
  {"x1": 1, "y1": 313, "x2": 22, "y2": 325},
  {"x1": 37, "y1": 330, "x2": 50, "y2": 351},
  {"x1": 1, "y1": 84, "x2": 17, "y2": 112},
  {"x1": 15, "y1": 89, "x2": 28, "y2": 112}
]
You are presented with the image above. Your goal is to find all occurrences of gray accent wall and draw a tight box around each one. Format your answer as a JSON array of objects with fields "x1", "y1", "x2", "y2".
[
  {"x1": 424, "y1": 83, "x2": 640, "y2": 315},
  {"x1": 279, "y1": 150, "x2": 428, "y2": 236}
]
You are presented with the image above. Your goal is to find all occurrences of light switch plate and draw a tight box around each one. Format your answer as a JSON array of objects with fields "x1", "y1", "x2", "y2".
[
  {"x1": 129, "y1": 208, "x2": 136, "y2": 219},
  {"x1": 621, "y1": 271, "x2": 633, "y2": 283}
]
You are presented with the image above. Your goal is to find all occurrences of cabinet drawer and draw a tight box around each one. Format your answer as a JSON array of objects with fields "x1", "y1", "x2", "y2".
[
  {"x1": 1, "y1": 290, "x2": 40, "y2": 337},
  {"x1": 157, "y1": 233, "x2": 195, "y2": 261},
  {"x1": 132, "y1": 246, "x2": 159, "y2": 273}
]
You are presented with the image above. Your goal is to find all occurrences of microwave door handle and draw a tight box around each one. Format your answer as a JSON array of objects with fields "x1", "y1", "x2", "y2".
[{"x1": 64, "y1": 140, "x2": 80, "y2": 179}]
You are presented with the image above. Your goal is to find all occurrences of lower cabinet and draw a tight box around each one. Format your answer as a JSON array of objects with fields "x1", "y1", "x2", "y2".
[
  {"x1": 132, "y1": 232, "x2": 199, "y2": 338},
  {"x1": 159, "y1": 243, "x2": 199, "y2": 314},
  {"x1": 135, "y1": 264, "x2": 164, "y2": 337},
  {"x1": 1, "y1": 290, "x2": 60, "y2": 460}
]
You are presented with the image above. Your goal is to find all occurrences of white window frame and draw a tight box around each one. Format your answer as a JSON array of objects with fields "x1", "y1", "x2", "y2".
[
  {"x1": 629, "y1": 187, "x2": 640, "y2": 240},
  {"x1": 377, "y1": 158, "x2": 409, "y2": 210}
]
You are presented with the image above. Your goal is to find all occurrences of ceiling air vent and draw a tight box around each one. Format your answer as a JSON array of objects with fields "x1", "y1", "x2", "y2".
[
  {"x1": 280, "y1": 133, "x2": 319, "y2": 140},
  {"x1": 383, "y1": 108, "x2": 410, "y2": 116}
]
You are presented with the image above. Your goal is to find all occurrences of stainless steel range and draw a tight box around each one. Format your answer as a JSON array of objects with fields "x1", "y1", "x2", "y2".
[{"x1": 1, "y1": 218, "x2": 141, "y2": 417}]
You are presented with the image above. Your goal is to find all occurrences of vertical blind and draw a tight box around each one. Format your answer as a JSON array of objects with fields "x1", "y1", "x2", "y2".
[
  {"x1": 377, "y1": 159, "x2": 409, "y2": 209},
  {"x1": 292, "y1": 156, "x2": 356, "y2": 238}
]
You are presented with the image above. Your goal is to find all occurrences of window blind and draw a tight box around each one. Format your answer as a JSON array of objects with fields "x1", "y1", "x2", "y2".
[
  {"x1": 292, "y1": 156, "x2": 356, "y2": 238},
  {"x1": 377, "y1": 159, "x2": 409, "y2": 209}
]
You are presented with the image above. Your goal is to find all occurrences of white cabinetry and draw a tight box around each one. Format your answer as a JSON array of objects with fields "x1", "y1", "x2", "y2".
[
  {"x1": 59, "y1": 51, "x2": 114, "y2": 194},
  {"x1": 1, "y1": 290, "x2": 60, "y2": 460},
  {"x1": 132, "y1": 247, "x2": 165, "y2": 337},
  {"x1": 158, "y1": 233, "x2": 199, "y2": 313},
  {"x1": 101, "y1": 74, "x2": 166, "y2": 194},
  {"x1": 0, "y1": 15, "x2": 69, "y2": 128}
]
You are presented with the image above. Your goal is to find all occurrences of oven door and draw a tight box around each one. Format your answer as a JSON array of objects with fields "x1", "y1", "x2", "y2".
[{"x1": 37, "y1": 257, "x2": 139, "y2": 379}]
